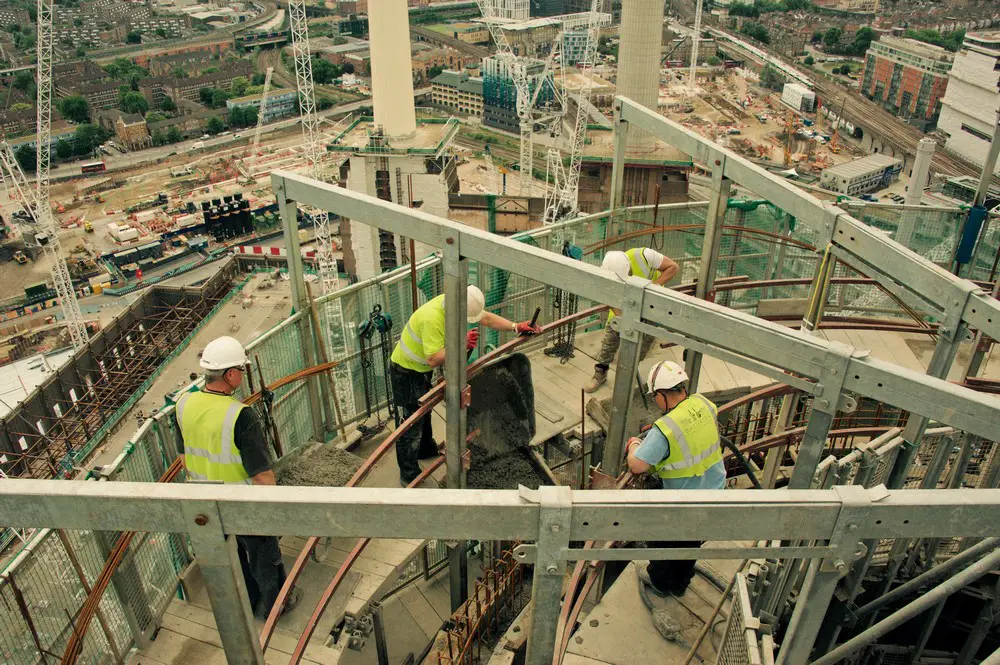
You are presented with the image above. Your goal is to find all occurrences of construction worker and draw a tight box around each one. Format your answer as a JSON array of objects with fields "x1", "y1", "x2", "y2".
[
  {"x1": 625, "y1": 360, "x2": 725, "y2": 597},
  {"x1": 176, "y1": 336, "x2": 301, "y2": 619},
  {"x1": 389, "y1": 285, "x2": 541, "y2": 486},
  {"x1": 584, "y1": 248, "x2": 679, "y2": 393}
]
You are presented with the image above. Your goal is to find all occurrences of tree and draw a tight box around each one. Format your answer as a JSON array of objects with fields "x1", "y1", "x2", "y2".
[
  {"x1": 427, "y1": 64, "x2": 445, "y2": 80},
  {"x1": 811, "y1": 30, "x2": 823, "y2": 43},
  {"x1": 251, "y1": 72, "x2": 266, "y2": 86},
  {"x1": 9, "y1": 102, "x2": 32, "y2": 111},
  {"x1": 851, "y1": 27, "x2": 875, "y2": 56},
  {"x1": 13, "y1": 70, "x2": 35, "y2": 98},
  {"x1": 73, "y1": 124, "x2": 109, "y2": 156},
  {"x1": 119, "y1": 91, "x2": 149, "y2": 115},
  {"x1": 73, "y1": 18, "x2": 83, "y2": 27},
  {"x1": 55, "y1": 139, "x2": 73, "y2": 160},
  {"x1": 58, "y1": 95, "x2": 91, "y2": 123},
  {"x1": 199, "y1": 87, "x2": 215, "y2": 106},
  {"x1": 160, "y1": 96, "x2": 177, "y2": 112},
  {"x1": 155, "y1": 28, "x2": 166, "y2": 38},
  {"x1": 126, "y1": 31, "x2": 142, "y2": 44},
  {"x1": 740, "y1": 22, "x2": 770, "y2": 44},
  {"x1": 167, "y1": 126, "x2": 182, "y2": 143},
  {"x1": 311, "y1": 56, "x2": 342, "y2": 84},
  {"x1": 103, "y1": 58, "x2": 149, "y2": 89},
  {"x1": 14, "y1": 144, "x2": 35, "y2": 172},
  {"x1": 171, "y1": 66, "x2": 188, "y2": 78},
  {"x1": 343, "y1": 62, "x2": 355, "y2": 74},
  {"x1": 729, "y1": 1, "x2": 760, "y2": 17},
  {"x1": 317, "y1": 96, "x2": 333, "y2": 110},
  {"x1": 804, "y1": 55, "x2": 815, "y2": 65},
  {"x1": 228, "y1": 105, "x2": 258, "y2": 127},
  {"x1": 146, "y1": 112, "x2": 166, "y2": 123},
  {"x1": 205, "y1": 116, "x2": 225, "y2": 134},
  {"x1": 823, "y1": 27, "x2": 842, "y2": 48},
  {"x1": 151, "y1": 130, "x2": 167, "y2": 146},
  {"x1": 210, "y1": 88, "x2": 230, "y2": 108},
  {"x1": 230, "y1": 76, "x2": 249, "y2": 97},
  {"x1": 707, "y1": 55, "x2": 722, "y2": 66}
]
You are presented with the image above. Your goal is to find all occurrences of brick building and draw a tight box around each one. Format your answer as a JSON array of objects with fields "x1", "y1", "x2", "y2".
[
  {"x1": 147, "y1": 51, "x2": 219, "y2": 77},
  {"x1": 70, "y1": 81, "x2": 123, "y2": 111},
  {"x1": 412, "y1": 47, "x2": 472, "y2": 84},
  {"x1": 0, "y1": 106, "x2": 35, "y2": 137},
  {"x1": 131, "y1": 37, "x2": 233, "y2": 67},
  {"x1": 115, "y1": 113, "x2": 152, "y2": 150},
  {"x1": 861, "y1": 36, "x2": 953, "y2": 126},
  {"x1": 430, "y1": 70, "x2": 484, "y2": 115},
  {"x1": 226, "y1": 88, "x2": 297, "y2": 122},
  {"x1": 148, "y1": 108, "x2": 229, "y2": 140},
  {"x1": 140, "y1": 61, "x2": 253, "y2": 107}
]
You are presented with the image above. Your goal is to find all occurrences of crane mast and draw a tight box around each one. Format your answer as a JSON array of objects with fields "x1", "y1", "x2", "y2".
[
  {"x1": 288, "y1": 0, "x2": 356, "y2": 419},
  {"x1": 475, "y1": 0, "x2": 535, "y2": 194},
  {"x1": 240, "y1": 66, "x2": 273, "y2": 184},
  {"x1": 688, "y1": 0, "x2": 703, "y2": 91},
  {"x1": 543, "y1": 0, "x2": 600, "y2": 224},
  {"x1": 36, "y1": 0, "x2": 88, "y2": 350}
]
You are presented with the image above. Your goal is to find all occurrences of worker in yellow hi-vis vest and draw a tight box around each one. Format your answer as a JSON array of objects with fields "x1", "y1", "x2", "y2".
[
  {"x1": 625, "y1": 361, "x2": 725, "y2": 597},
  {"x1": 176, "y1": 336, "x2": 302, "y2": 619},
  {"x1": 584, "y1": 248, "x2": 679, "y2": 393},
  {"x1": 389, "y1": 286, "x2": 541, "y2": 486}
]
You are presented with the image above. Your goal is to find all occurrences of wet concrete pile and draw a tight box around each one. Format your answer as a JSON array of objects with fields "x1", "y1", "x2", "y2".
[
  {"x1": 466, "y1": 353, "x2": 551, "y2": 490},
  {"x1": 275, "y1": 443, "x2": 363, "y2": 487}
]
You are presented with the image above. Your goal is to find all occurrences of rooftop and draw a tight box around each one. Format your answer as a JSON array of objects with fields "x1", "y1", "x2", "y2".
[
  {"x1": 821, "y1": 153, "x2": 902, "y2": 178},
  {"x1": 874, "y1": 35, "x2": 954, "y2": 62},
  {"x1": 326, "y1": 116, "x2": 459, "y2": 158},
  {"x1": 432, "y1": 70, "x2": 483, "y2": 95},
  {"x1": 581, "y1": 128, "x2": 691, "y2": 165},
  {"x1": 227, "y1": 87, "x2": 295, "y2": 105}
]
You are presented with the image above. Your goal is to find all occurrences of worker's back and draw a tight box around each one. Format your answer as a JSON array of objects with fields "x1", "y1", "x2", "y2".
[
  {"x1": 652, "y1": 394, "x2": 722, "y2": 481},
  {"x1": 390, "y1": 294, "x2": 446, "y2": 373},
  {"x1": 176, "y1": 390, "x2": 250, "y2": 484}
]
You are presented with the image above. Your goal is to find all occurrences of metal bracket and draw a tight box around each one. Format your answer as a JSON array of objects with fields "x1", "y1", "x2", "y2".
[
  {"x1": 938, "y1": 279, "x2": 980, "y2": 343},
  {"x1": 461, "y1": 385, "x2": 471, "y2": 409},
  {"x1": 821, "y1": 484, "x2": 882, "y2": 575},
  {"x1": 812, "y1": 341, "x2": 855, "y2": 414},
  {"x1": 816, "y1": 203, "x2": 845, "y2": 249},
  {"x1": 608, "y1": 277, "x2": 648, "y2": 343},
  {"x1": 513, "y1": 485, "x2": 572, "y2": 567}
]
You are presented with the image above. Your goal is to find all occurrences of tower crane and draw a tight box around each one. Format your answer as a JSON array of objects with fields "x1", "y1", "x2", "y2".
[
  {"x1": 239, "y1": 66, "x2": 273, "y2": 184},
  {"x1": 688, "y1": 0, "x2": 704, "y2": 91},
  {"x1": 35, "y1": 0, "x2": 88, "y2": 350},
  {"x1": 542, "y1": 0, "x2": 600, "y2": 224},
  {"x1": 475, "y1": 0, "x2": 536, "y2": 195},
  {"x1": 288, "y1": 0, "x2": 356, "y2": 419}
]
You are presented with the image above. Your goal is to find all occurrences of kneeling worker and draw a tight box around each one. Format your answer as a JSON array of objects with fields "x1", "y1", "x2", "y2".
[
  {"x1": 625, "y1": 360, "x2": 724, "y2": 596},
  {"x1": 390, "y1": 286, "x2": 541, "y2": 485},
  {"x1": 585, "y1": 248, "x2": 679, "y2": 393},
  {"x1": 176, "y1": 336, "x2": 301, "y2": 618}
]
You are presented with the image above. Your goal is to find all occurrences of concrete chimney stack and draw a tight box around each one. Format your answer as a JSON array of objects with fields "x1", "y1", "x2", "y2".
[
  {"x1": 617, "y1": 0, "x2": 665, "y2": 149},
  {"x1": 369, "y1": 0, "x2": 417, "y2": 138},
  {"x1": 905, "y1": 138, "x2": 936, "y2": 207}
]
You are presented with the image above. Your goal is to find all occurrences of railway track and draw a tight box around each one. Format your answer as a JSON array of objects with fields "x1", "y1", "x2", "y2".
[{"x1": 410, "y1": 24, "x2": 489, "y2": 59}]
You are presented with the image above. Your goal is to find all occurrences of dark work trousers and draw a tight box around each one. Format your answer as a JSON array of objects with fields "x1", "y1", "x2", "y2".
[
  {"x1": 389, "y1": 361, "x2": 437, "y2": 484},
  {"x1": 236, "y1": 534, "x2": 287, "y2": 618},
  {"x1": 647, "y1": 540, "x2": 702, "y2": 595}
]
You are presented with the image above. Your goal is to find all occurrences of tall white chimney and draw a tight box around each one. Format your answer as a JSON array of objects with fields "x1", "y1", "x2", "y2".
[
  {"x1": 905, "y1": 138, "x2": 936, "y2": 207},
  {"x1": 369, "y1": 0, "x2": 417, "y2": 138},
  {"x1": 617, "y1": 0, "x2": 664, "y2": 149}
]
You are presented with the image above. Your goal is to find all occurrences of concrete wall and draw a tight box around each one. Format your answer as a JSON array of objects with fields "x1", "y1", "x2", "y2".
[
  {"x1": 939, "y1": 47, "x2": 1000, "y2": 174},
  {"x1": 616, "y1": 0, "x2": 664, "y2": 148}
]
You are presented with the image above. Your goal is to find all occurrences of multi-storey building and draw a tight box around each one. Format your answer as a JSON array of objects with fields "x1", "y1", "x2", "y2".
[
  {"x1": 115, "y1": 113, "x2": 152, "y2": 150},
  {"x1": 412, "y1": 47, "x2": 473, "y2": 84},
  {"x1": 141, "y1": 61, "x2": 253, "y2": 107},
  {"x1": 938, "y1": 31, "x2": 1000, "y2": 174},
  {"x1": 820, "y1": 154, "x2": 903, "y2": 195},
  {"x1": 491, "y1": 0, "x2": 529, "y2": 20},
  {"x1": 0, "y1": 106, "x2": 35, "y2": 137},
  {"x1": 860, "y1": 36, "x2": 953, "y2": 127},
  {"x1": 481, "y1": 55, "x2": 555, "y2": 132},
  {"x1": 447, "y1": 23, "x2": 490, "y2": 45},
  {"x1": 226, "y1": 88, "x2": 297, "y2": 123},
  {"x1": 148, "y1": 51, "x2": 219, "y2": 77},
  {"x1": 530, "y1": 0, "x2": 564, "y2": 17},
  {"x1": 431, "y1": 70, "x2": 484, "y2": 116}
]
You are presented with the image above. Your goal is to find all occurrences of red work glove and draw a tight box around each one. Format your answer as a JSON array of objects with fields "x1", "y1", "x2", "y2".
[
  {"x1": 515, "y1": 321, "x2": 542, "y2": 335},
  {"x1": 624, "y1": 437, "x2": 642, "y2": 459},
  {"x1": 466, "y1": 329, "x2": 479, "y2": 351}
]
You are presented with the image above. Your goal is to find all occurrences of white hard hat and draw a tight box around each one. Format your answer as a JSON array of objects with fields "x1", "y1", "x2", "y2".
[
  {"x1": 200, "y1": 336, "x2": 248, "y2": 370},
  {"x1": 646, "y1": 361, "x2": 689, "y2": 394},
  {"x1": 602, "y1": 251, "x2": 630, "y2": 281},
  {"x1": 467, "y1": 285, "x2": 486, "y2": 323}
]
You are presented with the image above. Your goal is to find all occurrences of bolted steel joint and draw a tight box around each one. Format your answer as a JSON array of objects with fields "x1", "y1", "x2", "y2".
[{"x1": 194, "y1": 514, "x2": 209, "y2": 526}]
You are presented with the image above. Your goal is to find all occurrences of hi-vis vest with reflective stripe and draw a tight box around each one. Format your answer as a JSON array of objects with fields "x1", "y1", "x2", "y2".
[
  {"x1": 608, "y1": 248, "x2": 661, "y2": 322},
  {"x1": 652, "y1": 394, "x2": 723, "y2": 479},
  {"x1": 176, "y1": 391, "x2": 251, "y2": 484},
  {"x1": 391, "y1": 294, "x2": 446, "y2": 373}
]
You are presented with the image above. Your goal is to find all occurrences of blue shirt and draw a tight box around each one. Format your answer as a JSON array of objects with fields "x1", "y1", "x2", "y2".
[{"x1": 634, "y1": 425, "x2": 727, "y2": 490}]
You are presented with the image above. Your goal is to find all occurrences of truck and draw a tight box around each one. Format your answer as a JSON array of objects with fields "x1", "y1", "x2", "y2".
[
  {"x1": 13, "y1": 251, "x2": 27, "y2": 264},
  {"x1": 190, "y1": 141, "x2": 205, "y2": 151}
]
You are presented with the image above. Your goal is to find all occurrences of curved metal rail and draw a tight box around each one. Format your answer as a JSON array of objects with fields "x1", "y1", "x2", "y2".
[{"x1": 261, "y1": 306, "x2": 609, "y2": 659}]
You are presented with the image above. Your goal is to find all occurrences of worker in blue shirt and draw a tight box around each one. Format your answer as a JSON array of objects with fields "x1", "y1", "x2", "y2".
[{"x1": 625, "y1": 360, "x2": 726, "y2": 596}]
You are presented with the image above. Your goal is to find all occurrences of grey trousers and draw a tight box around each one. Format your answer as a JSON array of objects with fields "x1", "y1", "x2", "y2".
[{"x1": 594, "y1": 322, "x2": 655, "y2": 373}]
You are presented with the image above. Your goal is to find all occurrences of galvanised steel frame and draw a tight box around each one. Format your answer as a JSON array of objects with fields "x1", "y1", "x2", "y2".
[{"x1": 6, "y1": 95, "x2": 1000, "y2": 665}]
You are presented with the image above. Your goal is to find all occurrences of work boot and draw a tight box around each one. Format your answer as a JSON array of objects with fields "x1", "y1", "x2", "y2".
[
  {"x1": 637, "y1": 565, "x2": 680, "y2": 598},
  {"x1": 583, "y1": 369, "x2": 608, "y2": 393},
  {"x1": 280, "y1": 588, "x2": 303, "y2": 617}
]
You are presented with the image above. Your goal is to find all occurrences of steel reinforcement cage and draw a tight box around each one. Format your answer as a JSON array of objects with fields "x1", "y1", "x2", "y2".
[{"x1": 1, "y1": 96, "x2": 1000, "y2": 665}]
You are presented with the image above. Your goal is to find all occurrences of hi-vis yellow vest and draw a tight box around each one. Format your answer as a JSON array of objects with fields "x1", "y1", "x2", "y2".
[
  {"x1": 652, "y1": 394, "x2": 723, "y2": 479},
  {"x1": 608, "y1": 248, "x2": 661, "y2": 322},
  {"x1": 391, "y1": 295, "x2": 446, "y2": 373},
  {"x1": 176, "y1": 391, "x2": 251, "y2": 484}
]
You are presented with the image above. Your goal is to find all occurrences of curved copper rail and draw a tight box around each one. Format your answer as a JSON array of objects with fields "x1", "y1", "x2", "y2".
[
  {"x1": 285, "y1": 455, "x2": 446, "y2": 664},
  {"x1": 261, "y1": 305, "x2": 610, "y2": 657},
  {"x1": 61, "y1": 458, "x2": 185, "y2": 665},
  {"x1": 585, "y1": 224, "x2": 819, "y2": 255}
]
